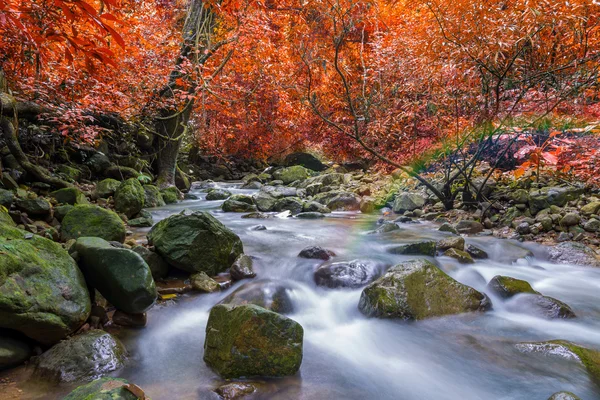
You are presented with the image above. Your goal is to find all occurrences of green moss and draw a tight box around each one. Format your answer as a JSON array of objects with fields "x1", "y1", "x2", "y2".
[
  {"x1": 443, "y1": 248, "x2": 474, "y2": 264},
  {"x1": 114, "y1": 178, "x2": 145, "y2": 218},
  {"x1": 160, "y1": 187, "x2": 179, "y2": 204},
  {"x1": 95, "y1": 179, "x2": 121, "y2": 199},
  {"x1": 487, "y1": 275, "x2": 540, "y2": 298},
  {"x1": 203, "y1": 304, "x2": 303, "y2": 378},
  {"x1": 143, "y1": 185, "x2": 165, "y2": 208},
  {"x1": 553, "y1": 341, "x2": 600, "y2": 388},
  {"x1": 272, "y1": 166, "x2": 311, "y2": 184},
  {"x1": 388, "y1": 241, "x2": 436, "y2": 256},
  {"x1": 50, "y1": 188, "x2": 88, "y2": 205},
  {"x1": 62, "y1": 378, "x2": 139, "y2": 400},
  {"x1": 61, "y1": 205, "x2": 126, "y2": 243},
  {"x1": 0, "y1": 206, "x2": 15, "y2": 227}
]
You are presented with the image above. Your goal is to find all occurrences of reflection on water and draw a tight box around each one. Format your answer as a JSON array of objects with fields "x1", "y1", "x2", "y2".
[{"x1": 8, "y1": 182, "x2": 600, "y2": 399}]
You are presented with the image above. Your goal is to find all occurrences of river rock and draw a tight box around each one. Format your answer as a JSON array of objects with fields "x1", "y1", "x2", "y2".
[
  {"x1": 148, "y1": 211, "x2": 244, "y2": 275},
  {"x1": 272, "y1": 165, "x2": 311, "y2": 184},
  {"x1": 455, "y1": 220, "x2": 484, "y2": 234},
  {"x1": 439, "y1": 223, "x2": 458, "y2": 234},
  {"x1": 128, "y1": 215, "x2": 153, "y2": 227},
  {"x1": 62, "y1": 377, "x2": 141, "y2": 400},
  {"x1": 230, "y1": 254, "x2": 256, "y2": 280},
  {"x1": 114, "y1": 178, "x2": 145, "y2": 218},
  {"x1": 323, "y1": 191, "x2": 360, "y2": 211},
  {"x1": 443, "y1": 248, "x2": 474, "y2": 264},
  {"x1": 254, "y1": 191, "x2": 277, "y2": 211},
  {"x1": 358, "y1": 259, "x2": 490, "y2": 319},
  {"x1": 302, "y1": 200, "x2": 331, "y2": 213},
  {"x1": 584, "y1": 218, "x2": 600, "y2": 232},
  {"x1": 190, "y1": 272, "x2": 220, "y2": 293},
  {"x1": 85, "y1": 153, "x2": 111, "y2": 176},
  {"x1": 143, "y1": 185, "x2": 166, "y2": 208},
  {"x1": 273, "y1": 197, "x2": 304, "y2": 215},
  {"x1": 241, "y1": 212, "x2": 272, "y2": 219},
  {"x1": 284, "y1": 152, "x2": 326, "y2": 171},
  {"x1": 582, "y1": 201, "x2": 600, "y2": 216},
  {"x1": 215, "y1": 382, "x2": 258, "y2": 400},
  {"x1": 547, "y1": 392, "x2": 581, "y2": 400},
  {"x1": 203, "y1": 304, "x2": 303, "y2": 378},
  {"x1": 296, "y1": 211, "x2": 325, "y2": 219},
  {"x1": 529, "y1": 186, "x2": 583, "y2": 215},
  {"x1": 219, "y1": 280, "x2": 295, "y2": 313},
  {"x1": 314, "y1": 259, "x2": 381, "y2": 288},
  {"x1": 388, "y1": 240, "x2": 436, "y2": 256},
  {"x1": 72, "y1": 237, "x2": 157, "y2": 314},
  {"x1": 0, "y1": 188, "x2": 14, "y2": 208},
  {"x1": 161, "y1": 187, "x2": 180, "y2": 204},
  {"x1": 0, "y1": 206, "x2": 15, "y2": 226},
  {"x1": 548, "y1": 241, "x2": 600, "y2": 267},
  {"x1": 16, "y1": 198, "x2": 51, "y2": 217},
  {"x1": 131, "y1": 246, "x2": 169, "y2": 280},
  {"x1": 0, "y1": 332, "x2": 31, "y2": 369},
  {"x1": 95, "y1": 178, "x2": 121, "y2": 199},
  {"x1": 222, "y1": 194, "x2": 257, "y2": 213},
  {"x1": 510, "y1": 294, "x2": 576, "y2": 319},
  {"x1": 206, "y1": 188, "x2": 232, "y2": 201},
  {"x1": 50, "y1": 187, "x2": 88, "y2": 205},
  {"x1": 560, "y1": 213, "x2": 581, "y2": 227},
  {"x1": 298, "y1": 245, "x2": 336, "y2": 260},
  {"x1": 106, "y1": 165, "x2": 139, "y2": 181},
  {"x1": 61, "y1": 205, "x2": 126, "y2": 243},
  {"x1": 465, "y1": 244, "x2": 488, "y2": 259},
  {"x1": 112, "y1": 310, "x2": 147, "y2": 328},
  {"x1": 0, "y1": 224, "x2": 90, "y2": 344},
  {"x1": 487, "y1": 275, "x2": 539, "y2": 298},
  {"x1": 393, "y1": 192, "x2": 427, "y2": 213},
  {"x1": 32, "y1": 330, "x2": 126, "y2": 383},
  {"x1": 437, "y1": 236, "x2": 465, "y2": 251}
]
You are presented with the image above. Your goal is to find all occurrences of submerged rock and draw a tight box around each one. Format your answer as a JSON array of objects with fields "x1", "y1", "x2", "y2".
[
  {"x1": 219, "y1": 280, "x2": 295, "y2": 313},
  {"x1": 487, "y1": 275, "x2": 539, "y2": 298},
  {"x1": 314, "y1": 259, "x2": 381, "y2": 288},
  {"x1": 215, "y1": 382, "x2": 258, "y2": 400},
  {"x1": 72, "y1": 237, "x2": 157, "y2": 314},
  {"x1": 296, "y1": 211, "x2": 325, "y2": 219},
  {"x1": 148, "y1": 211, "x2": 243, "y2": 275},
  {"x1": 548, "y1": 241, "x2": 600, "y2": 267},
  {"x1": 204, "y1": 304, "x2": 303, "y2": 378},
  {"x1": 298, "y1": 245, "x2": 336, "y2": 260},
  {"x1": 273, "y1": 197, "x2": 304, "y2": 215},
  {"x1": 62, "y1": 377, "x2": 141, "y2": 400},
  {"x1": 358, "y1": 259, "x2": 490, "y2": 319},
  {"x1": 510, "y1": 294, "x2": 576, "y2": 319},
  {"x1": 0, "y1": 224, "x2": 90, "y2": 344},
  {"x1": 388, "y1": 240, "x2": 436, "y2": 256},
  {"x1": 32, "y1": 330, "x2": 126, "y2": 383},
  {"x1": 61, "y1": 204, "x2": 126, "y2": 243}
]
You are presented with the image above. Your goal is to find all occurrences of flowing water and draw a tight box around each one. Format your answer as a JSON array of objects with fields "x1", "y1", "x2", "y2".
[{"x1": 9, "y1": 182, "x2": 600, "y2": 399}]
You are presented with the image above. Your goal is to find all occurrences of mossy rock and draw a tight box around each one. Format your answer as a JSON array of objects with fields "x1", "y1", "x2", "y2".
[
  {"x1": 105, "y1": 165, "x2": 139, "y2": 181},
  {"x1": 56, "y1": 165, "x2": 82, "y2": 181},
  {"x1": 72, "y1": 237, "x2": 157, "y2": 314},
  {"x1": 142, "y1": 185, "x2": 165, "y2": 208},
  {"x1": 487, "y1": 275, "x2": 539, "y2": 298},
  {"x1": 206, "y1": 188, "x2": 232, "y2": 201},
  {"x1": 388, "y1": 241, "x2": 436, "y2": 256},
  {"x1": 160, "y1": 187, "x2": 179, "y2": 204},
  {"x1": 529, "y1": 186, "x2": 583, "y2": 215},
  {"x1": 0, "y1": 206, "x2": 15, "y2": 227},
  {"x1": 61, "y1": 205, "x2": 126, "y2": 243},
  {"x1": 253, "y1": 192, "x2": 277, "y2": 212},
  {"x1": 15, "y1": 198, "x2": 51, "y2": 217},
  {"x1": 54, "y1": 204, "x2": 74, "y2": 222},
  {"x1": 436, "y1": 236, "x2": 465, "y2": 251},
  {"x1": 95, "y1": 178, "x2": 121, "y2": 199},
  {"x1": 50, "y1": 188, "x2": 88, "y2": 205},
  {"x1": 272, "y1": 166, "x2": 311, "y2": 184},
  {"x1": 190, "y1": 272, "x2": 220, "y2": 293},
  {"x1": 582, "y1": 201, "x2": 600, "y2": 216},
  {"x1": 62, "y1": 377, "x2": 140, "y2": 400},
  {"x1": 203, "y1": 304, "x2": 303, "y2": 378},
  {"x1": 114, "y1": 178, "x2": 145, "y2": 218},
  {"x1": 273, "y1": 197, "x2": 303, "y2": 215},
  {"x1": 148, "y1": 211, "x2": 243, "y2": 275},
  {"x1": 0, "y1": 225, "x2": 90, "y2": 344},
  {"x1": 358, "y1": 259, "x2": 490, "y2": 320},
  {"x1": 32, "y1": 330, "x2": 125, "y2": 383},
  {"x1": 222, "y1": 195, "x2": 257, "y2": 213},
  {"x1": 443, "y1": 248, "x2": 474, "y2": 264},
  {"x1": 0, "y1": 188, "x2": 14, "y2": 208}
]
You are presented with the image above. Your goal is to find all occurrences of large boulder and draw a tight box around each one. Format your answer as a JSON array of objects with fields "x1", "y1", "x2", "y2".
[
  {"x1": 95, "y1": 178, "x2": 121, "y2": 199},
  {"x1": 15, "y1": 198, "x2": 51, "y2": 217},
  {"x1": 358, "y1": 259, "x2": 490, "y2": 319},
  {"x1": 548, "y1": 242, "x2": 600, "y2": 267},
  {"x1": 148, "y1": 211, "x2": 243, "y2": 275},
  {"x1": 529, "y1": 186, "x2": 583, "y2": 214},
  {"x1": 204, "y1": 304, "x2": 303, "y2": 378},
  {"x1": 272, "y1": 166, "x2": 311, "y2": 184},
  {"x1": 392, "y1": 192, "x2": 427, "y2": 213},
  {"x1": 314, "y1": 259, "x2": 382, "y2": 289},
  {"x1": 114, "y1": 178, "x2": 145, "y2": 218},
  {"x1": 284, "y1": 152, "x2": 326, "y2": 171},
  {"x1": 63, "y1": 377, "x2": 140, "y2": 400},
  {"x1": 32, "y1": 330, "x2": 126, "y2": 383},
  {"x1": 72, "y1": 237, "x2": 157, "y2": 314},
  {"x1": 0, "y1": 225, "x2": 90, "y2": 344},
  {"x1": 50, "y1": 188, "x2": 88, "y2": 205},
  {"x1": 61, "y1": 205, "x2": 126, "y2": 243},
  {"x1": 219, "y1": 280, "x2": 295, "y2": 313}
]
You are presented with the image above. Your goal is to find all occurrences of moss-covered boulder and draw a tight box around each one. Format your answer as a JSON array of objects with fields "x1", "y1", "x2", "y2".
[
  {"x1": 62, "y1": 377, "x2": 140, "y2": 400},
  {"x1": 94, "y1": 178, "x2": 121, "y2": 199},
  {"x1": 547, "y1": 392, "x2": 581, "y2": 400},
  {"x1": 72, "y1": 237, "x2": 157, "y2": 314},
  {"x1": 253, "y1": 192, "x2": 277, "y2": 212},
  {"x1": 114, "y1": 178, "x2": 145, "y2": 218},
  {"x1": 388, "y1": 240, "x2": 436, "y2": 256},
  {"x1": 204, "y1": 304, "x2": 303, "y2": 378},
  {"x1": 50, "y1": 188, "x2": 88, "y2": 205},
  {"x1": 106, "y1": 165, "x2": 139, "y2": 181},
  {"x1": 436, "y1": 236, "x2": 465, "y2": 251},
  {"x1": 516, "y1": 340, "x2": 600, "y2": 389},
  {"x1": 529, "y1": 186, "x2": 583, "y2": 215},
  {"x1": 0, "y1": 206, "x2": 15, "y2": 227},
  {"x1": 272, "y1": 165, "x2": 311, "y2": 184},
  {"x1": 0, "y1": 224, "x2": 90, "y2": 344},
  {"x1": 487, "y1": 275, "x2": 540, "y2": 298},
  {"x1": 160, "y1": 187, "x2": 180, "y2": 204},
  {"x1": 219, "y1": 280, "x2": 295, "y2": 313},
  {"x1": 56, "y1": 165, "x2": 82, "y2": 181},
  {"x1": 206, "y1": 188, "x2": 232, "y2": 201},
  {"x1": 148, "y1": 211, "x2": 243, "y2": 275},
  {"x1": 61, "y1": 205, "x2": 126, "y2": 243},
  {"x1": 443, "y1": 248, "x2": 475, "y2": 264},
  {"x1": 222, "y1": 194, "x2": 257, "y2": 213},
  {"x1": 32, "y1": 330, "x2": 126, "y2": 383},
  {"x1": 314, "y1": 191, "x2": 360, "y2": 211},
  {"x1": 358, "y1": 259, "x2": 490, "y2": 319},
  {"x1": 143, "y1": 185, "x2": 166, "y2": 208},
  {"x1": 15, "y1": 198, "x2": 51, "y2": 217}
]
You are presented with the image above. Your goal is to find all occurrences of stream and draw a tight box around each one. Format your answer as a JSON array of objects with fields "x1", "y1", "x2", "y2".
[{"x1": 12, "y1": 182, "x2": 600, "y2": 399}]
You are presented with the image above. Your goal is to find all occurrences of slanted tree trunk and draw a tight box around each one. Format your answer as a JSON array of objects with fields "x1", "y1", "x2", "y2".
[
  {"x1": 0, "y1": 68, "x2": 72, "y2": 189},
  {"x1": 153, "y1": 0, "x2": 217, "y2": 188}
]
